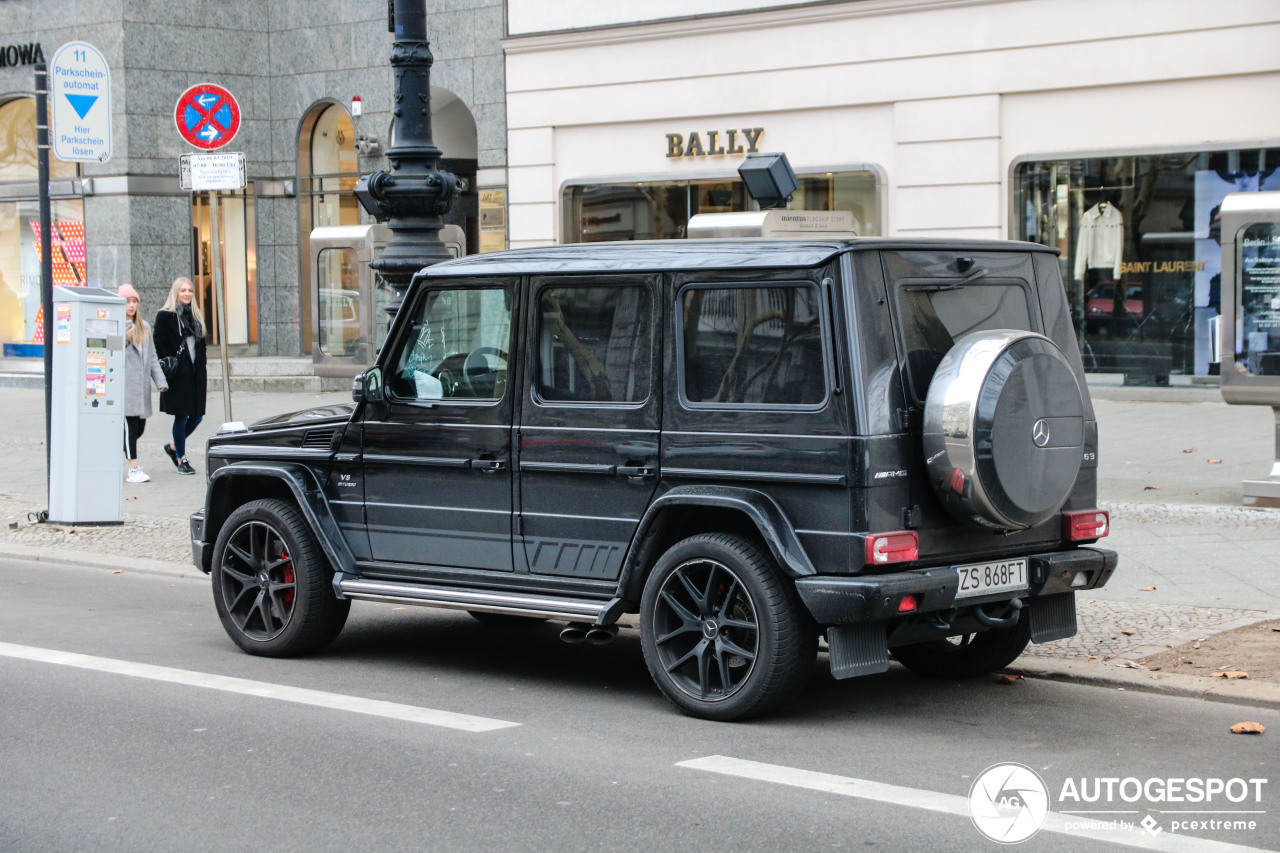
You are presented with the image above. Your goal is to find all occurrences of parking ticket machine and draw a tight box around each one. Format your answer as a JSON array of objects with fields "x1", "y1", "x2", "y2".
[
  {"x1": 49, "y1": 285, "x2": 126, "y2": 525},
  {"x1": 1218, "y1": 191, "x2": 1280, "y2": 506}
]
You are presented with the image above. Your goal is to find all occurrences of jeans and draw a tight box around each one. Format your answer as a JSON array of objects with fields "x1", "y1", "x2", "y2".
[{"x1": 171, "y1": 414, "x2": 203, "y2": 459}]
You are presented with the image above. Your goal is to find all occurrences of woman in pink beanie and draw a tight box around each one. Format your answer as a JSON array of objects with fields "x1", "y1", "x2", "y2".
[{"x1": 119, "y1": 284, "x2": 167, "y2": 483}]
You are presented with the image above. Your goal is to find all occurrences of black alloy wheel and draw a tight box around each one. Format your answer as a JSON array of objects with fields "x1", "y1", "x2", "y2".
[
  {"x1": 640, "y1": 533, "x2": 815, "y2": 721},
  {"x1": 211, "y1": 499, "x2": 349, "y2": 657}
]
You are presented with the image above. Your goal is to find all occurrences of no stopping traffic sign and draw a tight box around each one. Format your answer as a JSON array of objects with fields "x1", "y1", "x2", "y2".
[{"x1": 174, "y1": 83, "x2": 241, "y2": 150}]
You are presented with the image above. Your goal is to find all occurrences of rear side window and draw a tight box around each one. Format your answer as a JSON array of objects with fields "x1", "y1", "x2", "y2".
[
  {"x1": 680, "y1": 283, "x2": 826, "y2": 407},
  {"x1": 535, "y1": 284, "x2": 653, "y2": 404},
  {"x1": 896, "y1": 280, "x2": 1034, "y2": 404}
]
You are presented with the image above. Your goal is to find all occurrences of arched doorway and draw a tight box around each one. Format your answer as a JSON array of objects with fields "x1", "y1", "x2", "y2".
[
  {"x1": 0, "y1": 96, "x2": 79, "y2": 356},
  {"x1": 298, "y1": 101, "x2": 360, "y2": 353},
  {"x1": 427, "y1": 87, "x2": 479, "y2": 256}
]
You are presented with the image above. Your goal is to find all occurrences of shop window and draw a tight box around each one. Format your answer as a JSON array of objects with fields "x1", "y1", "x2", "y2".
[
  {"x1": 564, "y1": 169, "x2": 879, "y2": 243},
  {"x1": 191, "y1": 187, "x2": 257, "y2": 347},
  {"x1": 1015, "y1": 149, "x2": 1280, "y2": 383},
  {"x1": 0, "y1": 97, "x2": 81, "y2": 355}
]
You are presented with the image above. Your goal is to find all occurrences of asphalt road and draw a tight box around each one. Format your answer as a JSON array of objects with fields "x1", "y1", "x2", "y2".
[{"x1": 2, "y1": 556, "x2": 1277, "y2": 853}]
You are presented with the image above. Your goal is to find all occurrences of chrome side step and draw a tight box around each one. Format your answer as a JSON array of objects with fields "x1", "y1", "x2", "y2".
[{"x1": 337, "y1": 577, "x2": 620, "y2": 624}]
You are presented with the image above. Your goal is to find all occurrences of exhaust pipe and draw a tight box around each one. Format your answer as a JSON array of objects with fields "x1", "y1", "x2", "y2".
[
  {"x1": 585, "y1": 625, "x2": 619, "y2": 645},
  {"x1": 559, "y1": 623, "x2": 589, "y2": 644}
]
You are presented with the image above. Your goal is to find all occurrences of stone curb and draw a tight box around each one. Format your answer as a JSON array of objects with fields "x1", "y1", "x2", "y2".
[
  {"x1": 0, "y1": 542, "x2": 201, "y2": 581},
  {"x1": 1008, "y1": 658, "x2": 1280, "y2": 711}
]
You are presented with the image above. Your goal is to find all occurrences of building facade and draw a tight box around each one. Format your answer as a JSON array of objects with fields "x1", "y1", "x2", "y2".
[
  {"x1": 503, "y1": 0, "x2": 1280, "y2": 382},
  {"x1": 0, "y1": 0, "x2": 507, "y2": 362}
]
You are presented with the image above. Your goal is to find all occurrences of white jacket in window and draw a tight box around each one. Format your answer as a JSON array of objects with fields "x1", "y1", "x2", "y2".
[{"x1": 1074, "y1": 202, "x2": 1124, "y2": 280}]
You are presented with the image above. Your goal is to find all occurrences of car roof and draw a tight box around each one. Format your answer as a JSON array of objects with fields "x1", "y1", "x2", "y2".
[{"x1": 415, "y1": 237, "x2": 1058, "y2": 278}]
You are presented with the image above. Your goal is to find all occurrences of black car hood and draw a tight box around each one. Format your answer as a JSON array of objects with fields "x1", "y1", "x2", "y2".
[{"x1": 250, "y1": 403, "x2": 355, "y2": 430}]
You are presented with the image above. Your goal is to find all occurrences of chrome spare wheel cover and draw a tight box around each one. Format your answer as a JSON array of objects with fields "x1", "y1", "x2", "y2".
[{"x1": 923, "y1": 330, "x2": 1085, "y2": 530}]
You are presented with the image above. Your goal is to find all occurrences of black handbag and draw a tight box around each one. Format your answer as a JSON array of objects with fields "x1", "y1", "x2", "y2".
[{"x1": 159, "y1": 355, "x2": 179, "y2": 379}]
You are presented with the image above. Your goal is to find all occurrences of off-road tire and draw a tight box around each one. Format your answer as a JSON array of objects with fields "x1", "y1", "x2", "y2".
[
  {"x1": 211, "y1": 498, "x2": 350, "y2": 657},
  {"x1": 639, "y1": 533, "x2": 816, "y2": 721}
]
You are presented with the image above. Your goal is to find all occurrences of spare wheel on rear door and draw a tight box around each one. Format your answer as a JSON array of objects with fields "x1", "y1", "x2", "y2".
[{"x1": 923, "y1": 329, "x2": 1084, "y2": 530}]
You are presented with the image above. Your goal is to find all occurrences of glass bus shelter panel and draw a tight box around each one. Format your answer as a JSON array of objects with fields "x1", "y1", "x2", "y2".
[
  {"x1": 1237, "y1": 221, "x2": 1280, "y2": 376},
  {"x1": 317, "y1": 247, "x2": 360, "y2": 358}
]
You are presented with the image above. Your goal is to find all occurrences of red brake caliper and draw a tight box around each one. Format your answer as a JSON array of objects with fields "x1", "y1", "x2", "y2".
[{"x1": 280, "y1": 546, "x2": 295, "y2": 606}]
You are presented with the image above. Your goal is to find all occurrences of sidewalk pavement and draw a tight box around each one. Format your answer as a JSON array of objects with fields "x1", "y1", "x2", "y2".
[{"x1": 2, "y1": 377, "x2": 1279, "y2": 709}]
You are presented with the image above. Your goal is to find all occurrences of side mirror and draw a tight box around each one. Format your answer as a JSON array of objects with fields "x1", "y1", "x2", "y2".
[{"x1": 353, "y1": 366, "x2": 388, "y2": 419}]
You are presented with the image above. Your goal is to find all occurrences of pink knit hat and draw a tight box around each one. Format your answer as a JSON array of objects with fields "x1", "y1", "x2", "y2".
[{"x1": 118, "y1": 283, "x2": 140, "y2": 301}]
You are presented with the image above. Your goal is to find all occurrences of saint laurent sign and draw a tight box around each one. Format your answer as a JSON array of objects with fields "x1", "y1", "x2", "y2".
[{"x1": 666, "y1": 128, "x2": 764, "y2": 159}]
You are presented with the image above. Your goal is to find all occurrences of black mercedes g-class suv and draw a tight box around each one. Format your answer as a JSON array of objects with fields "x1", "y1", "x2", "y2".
[{"x1": 191, "y1": 238, "x2": 1116, "y2": 721}]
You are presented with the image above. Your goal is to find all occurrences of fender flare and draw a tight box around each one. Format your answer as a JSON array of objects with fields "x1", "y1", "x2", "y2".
[
  {"x1": 203, "y1": 462, "x2": 357, "y2": 578},
  {"x1": 617, "y1": 484, "x2": 817, "y2": 602}
]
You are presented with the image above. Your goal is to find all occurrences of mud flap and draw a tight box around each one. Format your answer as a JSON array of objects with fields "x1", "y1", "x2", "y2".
[
  {"x1": 826, "y1": 623, "x2": 890, "y2": 680},
  {"x1": 1028, "y1": 592, "x2": 1077, "y2": 644}
]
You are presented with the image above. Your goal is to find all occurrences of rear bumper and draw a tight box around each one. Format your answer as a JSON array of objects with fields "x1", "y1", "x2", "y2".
[{"x1": 795, "y1": 546, "x2": 1117, "y2": 626}]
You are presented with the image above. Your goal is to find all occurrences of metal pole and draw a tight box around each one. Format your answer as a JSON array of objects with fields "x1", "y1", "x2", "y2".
[
  {"x1": 36, "y1": 61, "x2": 54, "y2": 510},
  {"x1": 355, "y1": 0, "x2": 460, "y2": 328},
  {"x1": 209, "y1": 190, "x2": 232, "y2": 423}
]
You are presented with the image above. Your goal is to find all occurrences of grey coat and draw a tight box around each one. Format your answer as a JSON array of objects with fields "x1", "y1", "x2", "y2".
[{"x1": 124, "y1": 322, "x2": 168, "y2": 418}]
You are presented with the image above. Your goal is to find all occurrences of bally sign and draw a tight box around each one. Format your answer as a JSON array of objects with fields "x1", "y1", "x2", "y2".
[{"x1": 666, "y1": 128, "x2": 764, "y2": 159}]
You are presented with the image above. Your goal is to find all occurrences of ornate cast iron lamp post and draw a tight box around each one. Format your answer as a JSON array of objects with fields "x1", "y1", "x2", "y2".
[{"x1": 355, "y1": 0, "x2": 461, "y2": 325}]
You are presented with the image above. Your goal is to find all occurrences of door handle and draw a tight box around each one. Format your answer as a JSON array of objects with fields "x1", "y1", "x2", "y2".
[
  {"x1": 474, "y1": 458, "x2": 507, "y2": 473},
  {"x1": 615, "y1": 465, "x2": 654, "y2": 480}
]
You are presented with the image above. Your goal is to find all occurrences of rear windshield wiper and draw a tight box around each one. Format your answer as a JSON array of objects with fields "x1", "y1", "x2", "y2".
[{"x1": 902, "y1": 267, "x2": 989, "y2": 291}]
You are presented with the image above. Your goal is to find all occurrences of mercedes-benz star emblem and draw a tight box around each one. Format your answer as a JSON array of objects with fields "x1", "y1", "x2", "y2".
[{"x1": 1032, "y1": 418, "x2": 1051, "y2": 448}]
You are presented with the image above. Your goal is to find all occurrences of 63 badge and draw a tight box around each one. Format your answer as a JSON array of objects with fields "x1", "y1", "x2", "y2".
[{"x1": 174, "y1": 83, "x2": 241, "y2": 150}]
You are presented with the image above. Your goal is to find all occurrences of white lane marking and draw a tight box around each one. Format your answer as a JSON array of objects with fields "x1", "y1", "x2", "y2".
[
  {"x1": 0, "y1": 642, "x2": 519, "y2": 733},
  {"x1": 677, "y1": 756, "x2": 1274, "y2": 853}
]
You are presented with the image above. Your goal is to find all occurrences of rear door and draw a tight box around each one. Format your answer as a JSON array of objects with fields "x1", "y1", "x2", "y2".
[
  {"x1": 516, "y1": 275, "x2": 661, "y2": 581},
  {"x1": 880, "y1": 250, "x2": 1065, "y2": 559}
]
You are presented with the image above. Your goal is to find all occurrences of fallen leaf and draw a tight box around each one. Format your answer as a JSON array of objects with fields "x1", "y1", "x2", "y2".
[
  {"x1": 1086, "y1": 654, "x2": 1099, "y2": 660},
  {"x1": 1141, "y1": 586, "x2": 1156, "y2": 591},
  {"x1": 1143, "y1": 485, "x2": 1160, "y2": 490},
  {"x1": 1116, "y1": 660, "x2": 1147, "y2": 669},
  {"x1": 1121, "y1": 628, "x2": 1136, "y2": 635},
  {"x1": 997, "y1": 674, "x2": 1022, "y2": 684},
  {"x1": 1211, "y1": 671, "x2": 1249, "y2": 679},
  {"x1": 112, "y1": 570, "x2": 123, "y2": 574},
  {"x1": 1149, "y1": 666, "x2": 1162, "y2": 671},
  {"x1": 1230, "y1": 722, "x2": 1266, "y2": 735},
  {"x1": 1182, "y1": 448, "x2": 1196, "y2": 454},
  {"x1": 126, "y1": 496, "x2": 138, "y2": 501},
  {"x1": 1208, "y1": 459, "x2": 1222, "y2": 464}
]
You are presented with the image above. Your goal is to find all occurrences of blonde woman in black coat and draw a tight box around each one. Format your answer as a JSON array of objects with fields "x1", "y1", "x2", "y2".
[{"x1": 154, "y1": 276, "x2": 207, "y2": 475}]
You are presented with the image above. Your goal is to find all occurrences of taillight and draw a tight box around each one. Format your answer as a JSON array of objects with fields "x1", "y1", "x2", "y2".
[
  {"x1": 897, "y1": 594, "x2": 918, "y2": 613},
  {"x1": 1062, "y1": 510, "x2": 1109, "y2": 542},
  {"x1": 866, "y1": 531, "x2": 919, "y2": 565}
]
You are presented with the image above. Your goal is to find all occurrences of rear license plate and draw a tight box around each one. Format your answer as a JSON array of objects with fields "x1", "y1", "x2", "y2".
[{"x1": 953, "y1": 559, "x2": 1028, "y2": 600}]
